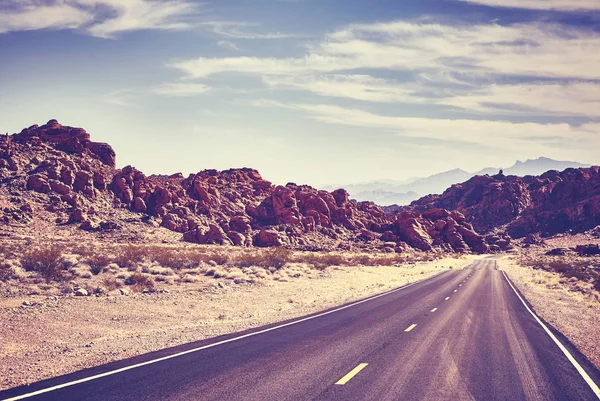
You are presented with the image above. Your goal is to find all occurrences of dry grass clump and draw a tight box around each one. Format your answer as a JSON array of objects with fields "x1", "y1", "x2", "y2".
[
  {"x1": 232, "y1": 247, "x2": 291, "y2": 269},
  {"x1": 86, "y1": 254, "x2": 112, "y2": 275},
  {"x1": 124, "y1": 272, "x2": 155, "y2": 292},
  {"x1": 0, "y1": 263, "x2": 14, "y2": 282},
  {"x1": 102, "y1": 276, "x2": 122, "y2": 291},
  {"x1": 114, "y1": 245, "x2": 144, "y2": 268},
  {"x1": 20, "y1": 246, "x2": 72, "y2": 282},
  {"x1": 299, "y1": 253, "x2": 346, "y2": 270}
]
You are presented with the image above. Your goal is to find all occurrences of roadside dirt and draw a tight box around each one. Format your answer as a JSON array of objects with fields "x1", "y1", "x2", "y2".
[
  {"x1": 0, "y1": 256, "x2": 471, "y2": 390},
  {"x1": 499, "y1": 256, "x2": 600, "y2": 370}
]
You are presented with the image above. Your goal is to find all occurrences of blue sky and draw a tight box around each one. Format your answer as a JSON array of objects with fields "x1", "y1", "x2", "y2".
[{"x1": 1, "y1": 0, "x2": 599, "y2": 185}]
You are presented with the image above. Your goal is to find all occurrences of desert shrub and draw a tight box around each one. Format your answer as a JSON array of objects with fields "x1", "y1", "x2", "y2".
[
  {"x1": 147, "y1": 247, "x2": 189, "y2": 270},
  {"x1": 124, "y1": 272, "x2": 155, "y2": 292},
  {"x1": 233, "y1": 248, "x2": 291, "y2": 269},
  {"x1": 300, "y1": 253, "x2": 345, "y2": 270},
  {"x1": 86, "y1": 254, "x2": 112, "y2": 275},
  {"x1": 102, "y1": 277, "x2": 121, "y2": 291},
  {"x1": 0, "y1": 241, "x2": 14, "y2": 257},
  {"x1": 208, "y1": 252, "x2": 230, "y2": 265},
  {"x1": 185, "y1": 249, "x2": 212, "y2": 266},
  {"x1": 357, "y1": 255, "x2": 399, "y2": 266},
  {"x1": 232, "y1": 252, "x2": 265, "y2": 268},
  {"x1": 350, "y1": 254, "x2": 371, "y2": 265},
  {"x1": 264, "y1": 247, "x2": 292, "y2": 269},
  {"x1": 20, "y1": 246, "x2": 71, "y2": 282},
  {"x1": 0, "y1": 264, "x2": 13, "y2": 282},
  {"x1": 115, "y1": 245, "x2": 144, "y2": 268},
  {"x1": 71, "y1": 244, "x2": 96, "y2": 258}
]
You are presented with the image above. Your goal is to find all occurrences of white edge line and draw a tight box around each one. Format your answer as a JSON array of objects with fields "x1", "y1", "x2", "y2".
[
  {"x1": 1, "y1": 272, "x2": 447, "y2": 401},
  {"x1": 502, "y1": 270, "x2": 600, "y2": 399}
]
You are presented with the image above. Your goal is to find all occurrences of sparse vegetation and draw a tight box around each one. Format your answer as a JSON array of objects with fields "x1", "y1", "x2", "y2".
[
  {"x1": 102, "y1": 276, "x2": 121, "y2": 291},
  {"x1": 0, "y1": 264, "x2": 13, "y2": 282},
  {"x1": 115, "y1": 245, "x2": 144, "y2": 268},
  {"x1": 124, "y1": 272, "x2": 155, "y2": 292},
  {"x1": 86, "y1": 254, "x2": 112, "y2": 275},
  {"x1": 518, "y1": 255, "x2": 600, "y2": 293},
  {"x1": 300, "y1": 253, "x2": 346, "y2": 270},
  {"x1": 20, "y1": 246, "x2": 72, "y2": 282}
]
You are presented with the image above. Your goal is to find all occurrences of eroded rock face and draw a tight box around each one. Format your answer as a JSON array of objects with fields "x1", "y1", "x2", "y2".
[
  {"x1": 407, "y1": 167, "x2": 600, "y2": 238},
  {"x1": 1, "y1": 120, "x2": 500, "y2": 253},
  {"x1": 13, "y1": 120, "x2": 116, "y2": 168}
]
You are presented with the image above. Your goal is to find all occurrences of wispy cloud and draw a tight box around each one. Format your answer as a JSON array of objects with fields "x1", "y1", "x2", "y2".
[
  {"x1": 218, "y1": 40, "x2": 241, "y2": 51},
  {"x1": 438, "y1": 82, "x2": 600, "y2": 117},
  {"x1": 0, "y1": 2, "x2": 93, "y2": 33},
  {"x1": 456, "y1": 0, "x2": 600, "y2": 11},
  {"x1": 170, "y1": 21, "x2": 600, "y2": 80},
  {"x1": 263, "y1": 74, "x2": 423, "y2": 103},
  {"x1": 200, "y1": 21, "x2": 299, "y2": 39},
  {"x1": 169, "y1": 20, "x2": 600, "y2": 118},
  {"x1": 0, "y1": 0, "x2": 199, "y2": 38},
  {"x1": 103, "y1": 89, "x2": 140, "y2": 106},
  {"x1": 152, "y1": 82, "x2": 211, "y2": 96},
  {"x1": 84, "y1": 0, "x2": 198, "y2": 38},
  {"x1": 286, "y1": 103, "x2": 600, "y2": 151}
]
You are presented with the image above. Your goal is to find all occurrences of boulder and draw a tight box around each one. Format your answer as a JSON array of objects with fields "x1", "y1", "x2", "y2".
[
  {"x1": 27, "y1": 174, "x2": 51, "y2": 193},
  {"x1": 69, "y1": 208, "x2": 88, "y2": 223},
  {"x1": 253, "y1": 229, "x2": 285, "y2": 247},
  {"x1": 545, "y1": 248, "x2": 569, "y2": 256},
  {"x1": 395, "y1": 213, "x2": 432, "y2": 251},
  {"x1": 49, "y1": 179, "x2": 71, "y2": 195},
  {"x1": 574, "y1": 244, "x2": 600, "y2": 255}
]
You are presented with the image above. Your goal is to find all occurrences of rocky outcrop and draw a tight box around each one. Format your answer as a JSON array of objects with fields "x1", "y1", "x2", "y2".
[
  {"x1": 406, "y1": 167, "x2": 600, "y2": 238},
  {"x1": 13, "y1": 120, "x2": 116, "y2": 168},
  {"x1": 1, "y1": 120, "x2": 498, "y2": 253}
]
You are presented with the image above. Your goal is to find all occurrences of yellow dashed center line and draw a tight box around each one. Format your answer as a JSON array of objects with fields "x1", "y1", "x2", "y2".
[
  {"x1": 430, "y1": 308, "x2": 438, "y2": 312},
  {"x1": 453, "y1": 289, "x2": 458, "y2": 293},
  {"x1": 404, "y1": 324, "x2": 417, "y2": 332},
  {"x1": 335, "y1": 363, "x2": 368, "y2": 385},
  {"x1": 445, "y1": 296, "x2": 450, "y2": 301}
]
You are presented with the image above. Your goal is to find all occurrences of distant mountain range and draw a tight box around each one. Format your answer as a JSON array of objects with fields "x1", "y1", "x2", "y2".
[{"x1": 321, "y1": 157, "x2": 591, "y2": 206}]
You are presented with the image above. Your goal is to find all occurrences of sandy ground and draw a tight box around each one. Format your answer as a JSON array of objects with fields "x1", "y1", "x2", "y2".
[
  {"x1": 0, "y1": 256, "x2": 472, "y2": 390},
  {"x1": 499, "y1": 256, "x2": 600, "y2": 369}
]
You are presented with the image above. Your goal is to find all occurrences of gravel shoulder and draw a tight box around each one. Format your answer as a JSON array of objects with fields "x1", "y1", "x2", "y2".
[
  {"x1": 499, "y1": 256, "x2": 600, "y2": 369},
  {"x1": 0, "y1": 256, "x2": 471, "y2": 390}
]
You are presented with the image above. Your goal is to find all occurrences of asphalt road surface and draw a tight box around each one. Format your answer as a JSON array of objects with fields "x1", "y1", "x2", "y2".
[{"x1": 2, "y1": 259, "x2": 600, "y2": 401}]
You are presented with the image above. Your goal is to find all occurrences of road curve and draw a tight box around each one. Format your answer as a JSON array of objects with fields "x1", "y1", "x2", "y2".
[{"x1": 2, "y1": 259, "x2": 599, "y2": 401}]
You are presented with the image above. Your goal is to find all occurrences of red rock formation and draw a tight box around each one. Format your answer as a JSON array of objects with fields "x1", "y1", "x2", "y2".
[
  {"x1": 1, "y1": 120, "x2": 500, "y2": 253},
  {"x1": 408, "y1": 167, "x2": 600, "y2": 238},
  {"x1": 13, "y1": 120, "x2": 116, "y2": 168}
]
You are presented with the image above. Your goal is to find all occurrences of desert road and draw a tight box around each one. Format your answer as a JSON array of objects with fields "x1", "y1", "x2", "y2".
[{"x1": 2, "y1": 259, "x2": 600, "y2": 401}]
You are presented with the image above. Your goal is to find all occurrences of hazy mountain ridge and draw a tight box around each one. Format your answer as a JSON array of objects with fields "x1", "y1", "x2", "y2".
[{"x1": 325, "y1": 158, "x2": 591, "y2": 206}]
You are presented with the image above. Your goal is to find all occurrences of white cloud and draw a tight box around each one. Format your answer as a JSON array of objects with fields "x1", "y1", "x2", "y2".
[
  {"x1": 439, "y1": 82, "x2": 600, "y2": 117},
  {"x1": 84, "y1": 0, "x2": 197, "y2": 38},
  {"x1": 0, "y1": 0, "x2": 198, "y2": 37},
  {"x1": 169, "y1": 20, "x2": 600, "y2": 118},
  {"x1": 263, "y1": 74, "x2": 423, "y2": 103},
  {"x1": 218, "y1": 40, "x2": 241, "y2": 51},
  {"x1": 289, "y1": 103, "x2": 600, "y2": 151},
  {"x1": 152, "y1": 82, "x2": 211, "y2": 96},
  {"x1": 170, "y1": 21, "x2": 600, "y2": 80},
  {"x1": 103, "y1": 89, "x2": 140, "y2": 106},
  {"x1": 457, "y1": 0, "x2": 600, "y2": 11},
  {"x1": 200, "y1": 21, "x2": 298, "y2": 39},
  {"x1": 0, "y1": 2, "x2": 93, "y2": 33}
]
